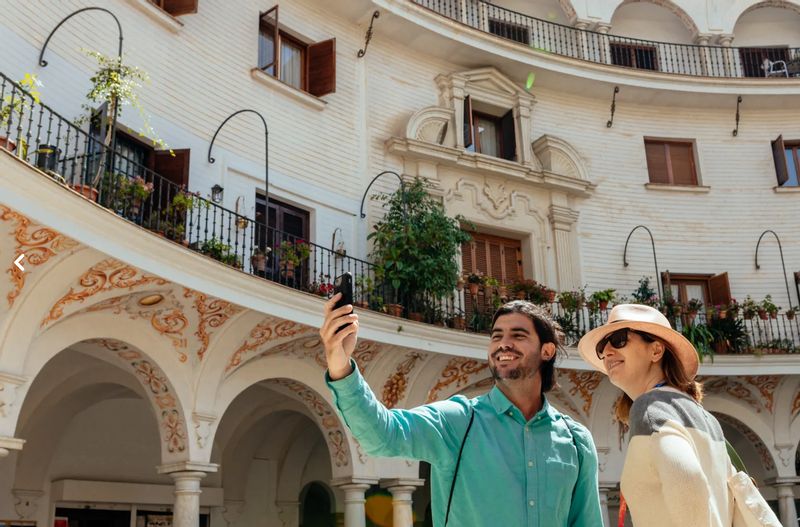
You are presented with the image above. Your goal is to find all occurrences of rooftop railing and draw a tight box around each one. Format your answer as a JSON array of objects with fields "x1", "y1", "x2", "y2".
[
  {"x1": 2, "y1": 70, "x2": 798, "y2": 354},
  {"x1": 412, "y1": 0, "x2": 800, "y2": 79}
]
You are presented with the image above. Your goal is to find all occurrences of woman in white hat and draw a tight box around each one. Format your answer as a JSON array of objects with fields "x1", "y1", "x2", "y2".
[{"x1": 577, "y1": 304, "x2": 731, "y2": 527}]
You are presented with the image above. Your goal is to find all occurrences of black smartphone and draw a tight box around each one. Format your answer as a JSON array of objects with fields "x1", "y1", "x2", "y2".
[{"x1": 333, "y1": 272, "x2": 354, "y2": 333}]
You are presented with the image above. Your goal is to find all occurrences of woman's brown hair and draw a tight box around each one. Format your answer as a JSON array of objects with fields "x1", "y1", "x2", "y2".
[{"x1": 615, "y1": 340, "x2": 704, "y2": 424}]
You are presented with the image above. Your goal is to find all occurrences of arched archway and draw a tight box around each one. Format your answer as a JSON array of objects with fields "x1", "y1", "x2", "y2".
[
  {"x1": 713, "y1": 412, "x2": 778, "y2": 485},
  {"x1": 610, "y1": 0, "x2": 698, "y2": 43},
  {"x1": 299, "y1": 481, "x2": 335, "y2": 527}
]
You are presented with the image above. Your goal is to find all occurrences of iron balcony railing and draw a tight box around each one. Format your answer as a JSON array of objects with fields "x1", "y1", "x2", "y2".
[
  {"x1": 2, "y1": 71, "x2": 799, "y2": 354},
  {"x1": 412, "y1": 0, "x2": 800, "y2": 79}
]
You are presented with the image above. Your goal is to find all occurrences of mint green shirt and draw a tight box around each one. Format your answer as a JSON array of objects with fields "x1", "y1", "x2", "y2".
[{"x1": 326, "y1": 361, "x2": 602, "y2": 527}]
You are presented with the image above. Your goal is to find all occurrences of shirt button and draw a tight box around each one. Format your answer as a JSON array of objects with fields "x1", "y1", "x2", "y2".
[
  {"x1": 528, "y1": 460, "x2": 533, "y2": 467},
  {"x1": 528, "y1": 500, "x2": 535, "y2": 507},
  {"x1": 507, "y1": 411, "x2": 513, "y2": 416}
]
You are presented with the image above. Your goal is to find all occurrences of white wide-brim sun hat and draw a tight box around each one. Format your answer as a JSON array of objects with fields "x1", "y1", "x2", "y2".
[{"x1": 577, "y1": 303, "x2": 699, "y2": 379}]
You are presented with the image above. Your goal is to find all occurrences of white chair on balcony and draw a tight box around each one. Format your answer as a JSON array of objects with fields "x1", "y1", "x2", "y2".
[{"x1": 762, "y1": 58, "x2": 789, "y2": 77}]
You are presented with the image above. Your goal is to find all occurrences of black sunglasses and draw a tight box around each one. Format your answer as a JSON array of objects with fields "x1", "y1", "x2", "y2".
[{"x1": 595, "y1": 328, "x2": 655, "y2": 359}]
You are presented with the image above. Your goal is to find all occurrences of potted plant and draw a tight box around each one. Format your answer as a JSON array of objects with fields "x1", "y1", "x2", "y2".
[
  {"x1": 484, "y1": 276, "x2": 499, "y2": 296},
  {"x1": 511, "y1": 279, "x2": 545, "y2": 303},
  {"x1": 761, "y1": 295, "x2": 779, "y2": 319},
  {"x1": 0, "y1": 73, "x2": 41, "y2": 156},
  {"x1": 727, "y1": 298, "x2": 740, "y2": 319},
  {"x1": 76, "y1": 50, "x2": 170, "y2": 200},
  {"x1": 786, "y1": 306, "x2": 798, "y2": 320},
  {"x1": 590, "y1": 289, "x2": 616, "y2": 311},
  {"x1": 466, "y1": 271, "x2": 485, "y2": 296},
  {"x1": 124, "y1": 175, "x2": 154, "y2": 216},
  {"x1": 200, "y1": 237, "x2": 240, "y2": 268},
  {"x1": 309, "y1": 273, "x2": 334, "y2": 297},
  {"x1": 354, "y1": 275, "x2": 375, "y2": 308},
  {"x1": 368, "y1": 177, "x2": 473, "y2": 318},
  {"x1": 250, "y1": 246, "x2": 269, "y2": 274},
  {"x1": 558, "y1": 289, "x2": 585, "y2": 312},
  {"x1": 278, "y1": 239, "x2": 311, "y2": 278},
  {"x1": 741, "y1": 296, "x2": 757, "y2": 320},
  {"x1": 631, "y1": 276, "x2": 660, "y2": 307},
  {"x1": 449, "y1": 308, "x2": 466, "y2": 330}
]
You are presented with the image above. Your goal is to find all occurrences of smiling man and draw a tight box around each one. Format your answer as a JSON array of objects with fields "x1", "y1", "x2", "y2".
[{"x1": 321, "y1": 299, "x2": 602, "y2": 526}]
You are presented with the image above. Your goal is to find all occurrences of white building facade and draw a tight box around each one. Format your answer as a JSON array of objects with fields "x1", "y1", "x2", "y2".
[{"x1": 0, "y1": 0, "x2": 799, "y2": 525}]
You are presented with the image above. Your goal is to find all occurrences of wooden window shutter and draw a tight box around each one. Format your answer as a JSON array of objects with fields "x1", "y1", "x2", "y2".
[
  {"x1": 259, "y1": 6, "x2": 279, "y2": 74},
  {"x1": 463, "y1": 95, "x2": 474, "y2": 148},
  {"x1": 488, "y1": 242, "x2": 502, "y2": 278},
  {"x1": 162, "y1": 0, "x2": 197, "y2": 16},
  {"x1": 503, "y1": 245, "x2": 522, "y2": 284},
  {"x1": 708, "y1": 272, "x2": 731, "y2": 307},
  {"x1": 645, "y1": 141, "x2": 669, "y2": 184},
  {"x1": 500, "y1": 108, "x2": 516, "y2": 161},
  {"x1": 772, "y1": 135, "x2": 789, "y2": 186},
  {"x1": 669, "y1": 142, "x2": 696, "y2": 185},
  {"x1": 661, "y1": 271, "x2": 672, "y2": 298},
  {"x1": 154, "y1": 149, "x2": 190, "y2": 188},
  {"x1": 307, "y1": 38, "x2": 336, "y2": 97},
  {"x1": 461, "y1": 241, "x2": 474, "y2": 273}
]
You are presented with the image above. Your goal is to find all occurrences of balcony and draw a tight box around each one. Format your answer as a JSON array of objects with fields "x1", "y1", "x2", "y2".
[
  {"x1": 1, "y1": 70, "x2": 798, "y2": 357},
  {"x1": 412, "y1": 0, "x2": 800, "y2": 79}
]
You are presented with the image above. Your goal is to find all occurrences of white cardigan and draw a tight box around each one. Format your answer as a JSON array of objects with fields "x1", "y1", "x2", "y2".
[{"x1": 621, "y1": 387, "x2": 734, "y2": 527}]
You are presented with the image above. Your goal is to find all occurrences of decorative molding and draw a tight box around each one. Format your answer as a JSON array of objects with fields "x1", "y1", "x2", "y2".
[
  {"x1": 0, "y1": 205, "x2": 79, "y2": 307},
  {"x1": 644, "y1": 183, "x2": 711, "y2": 193},
  {"x1": 548, "y1": 204, "x2": 580, "y2": 231},
  {"x1": 775, "y1": 443, "x2": 795, "y2": 468},
  {"x1": 41, "y1": 259, "x2": 168, "y2": 327},
  {"x1": 792, "y1": 389, "x2": 800, "y2": 417},
  {"x1": 250, "y1": 68, "x2": 327, "y2": 111},
  {"x1": 742, "y1": 376, "x2": 779, "y2": 414},
  {"x1": 406, "y1": 106, "x2": 454, "y2": 145},
  {"x1": 714, "y1": 412, "x2": 775, "y2": 473},
  {"x1": 192, "y1": 412, "x2": 217, "y2": 450},
  {"x1": 12, "y1": 489, "x2": 43, "y2": 519},
  {"x1": 184, "y1": 289, "x2": 243, "y2": 361},
  {"x1": 703, "y1": 377, "x2": 764, "y2": 413},
  {"x1": 611, "y1": 393, "x2": 629, "y2": 450},
  {"x1": 565, "y1": 370, "x2": 603, "y2": 414},
  {"x1": 426, "y1": 357, "x2": 488, "y2": 403},
  {"x1": 382, "y1": 352, "x2": 425, "y2": 408},
  {"x1": 226, "y1": 317, "x2": 314, "y2": 373},
  {"x1": 125, "y1": 0, "x2": 184, "y2": 32},
  {"x1": 0, "y1": 372, "x2": 27, "y2": 419},
  {"x1": 532, "y1": 135, "x2": 589, "y2": 182},
  {"x1": 87, "y1": 339, "x2": 187, "y2": 453}
]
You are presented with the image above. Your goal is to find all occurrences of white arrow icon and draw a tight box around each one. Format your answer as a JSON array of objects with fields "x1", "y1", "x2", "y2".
[{"x1": 14, "y1": 254, "x2": 25, "y2": 272}]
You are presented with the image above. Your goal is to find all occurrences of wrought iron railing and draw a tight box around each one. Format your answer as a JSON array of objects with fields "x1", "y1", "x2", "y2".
[
  {"x1": 2, "y1": 70, "x2": 799, "y2": 353},
  {"x1": 412, "y1": 0, "x2": 800, "y2": 79}
]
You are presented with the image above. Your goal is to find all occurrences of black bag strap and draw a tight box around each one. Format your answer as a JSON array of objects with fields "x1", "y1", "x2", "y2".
[{"x1": 444, "y1": 407, "x2": 475, "y2": 526}]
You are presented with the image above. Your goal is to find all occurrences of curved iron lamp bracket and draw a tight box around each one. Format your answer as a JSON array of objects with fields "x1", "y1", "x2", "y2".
[
  {"x1": 359, "y1": 170, "x2": 406, "y2": 219},
  {"x1": 754, "y1": 229, "x2": 793, "y2": 310},
  {"x1": 208, "y1": 109, "x2": 270, "y2": 205},
  {"x1": 39, "y1": 7, "x2": 124, "y2": 67},
  {"x1": 623, "y1": 224, "x2": 662, "y2": 300}
]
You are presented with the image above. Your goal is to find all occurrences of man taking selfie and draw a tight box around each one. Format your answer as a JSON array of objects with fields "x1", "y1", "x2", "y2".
[{"x1": 321, "y1": 296, "x2": 602, "y2": 526}]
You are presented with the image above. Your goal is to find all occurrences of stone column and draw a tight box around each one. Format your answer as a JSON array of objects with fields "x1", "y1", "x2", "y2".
[
  {"x1": 332, "y1": 478, "x2": 376, "y2": 527},
  {"x1": 381, "y1": 479, "x2": 425, "y2": 527},
  {"x1": 157, "y1": 462, "x2": 218, "y2": 527},
  {"x1": 774, "y1": 479, "x2": 799, "y2": 527},
  {"x1": 598, "y1": 483, "x2": 616, "y2": 527},
  {"x1": 548, "y1": 203, "x2": 581, "y2": 291},
  {"x1": 716, "y1": 34, "x2": 735, "y2": 77},
  {"x1": 595, "y1": 23, "x2": 612, "y2": 65}
]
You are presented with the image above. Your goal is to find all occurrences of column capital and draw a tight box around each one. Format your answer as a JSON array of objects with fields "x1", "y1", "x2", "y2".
[
  {"x1": 766, "y1": 476, "x2": 800, "y2": 486},
  {"x1": 573, "y1": 19, "x2": 592, "y2": 30},
  {"x1": 548, "y1": 205, "x2": 580, "y2": 230},
  {"x1": 380, "y1": 478, "x2": 425, "y2": 489},
  {"x1": 157, "y1": 461, "x2": 218, "y2": 474},
  {"x1": 331, "y1": 477, "x2": 378, "y2": 489},
  {"x1": 594, "y1": 22, "x2": 612, "y2": 34},
  {"x1": 694, "y1": 33, "x2": 713, "y2": 45},
  {"x1": 0, "y1": 436, "x2": 26, "y2": 457},
  {"x1": 716, "y1": 34, "x2": 734, "y2": 46}
]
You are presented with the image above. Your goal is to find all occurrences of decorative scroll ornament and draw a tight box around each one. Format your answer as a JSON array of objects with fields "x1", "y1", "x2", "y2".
[
  {"x1": 1, "y1": 205, "x2": 78, "y2": 307},
  {"x1": 184, "y1": 289, "x2": 242, "y2": 361},
  {"x1": 226, "y1": 318, "x2": 314, "y2": 373},
  {"x1": 382, "y1": 352, "x2": 425, "y2": 408},
  {"x1": 42, "y1": 259, "x2": 168, "y2": 327},
  {"x1": 426, "y1": 357, "x2": 488, "y2": 403}
]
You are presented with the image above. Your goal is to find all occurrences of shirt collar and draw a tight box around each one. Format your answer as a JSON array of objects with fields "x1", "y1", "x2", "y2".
[{"x1": 487, "y1": 386, "x2": 556, "y2": 423}]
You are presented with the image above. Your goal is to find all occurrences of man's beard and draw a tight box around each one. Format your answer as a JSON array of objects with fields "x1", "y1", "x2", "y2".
[{"x1": 489, "y1": 360, "x2": 538, "y2": 381}]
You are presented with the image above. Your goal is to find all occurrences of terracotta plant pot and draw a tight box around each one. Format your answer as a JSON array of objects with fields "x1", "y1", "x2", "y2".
[
  {"x1": 409, "y1": 312, "x2": 424, "y2": 322},
  {"x1": 515, "y1": 291, "x2": 526, "y2": 300},
  {"x1": 718, "y1": 309, "x2": 727, "y2": 319},
  {"x1": 468, "y1": 283, "x2": 480, "y2": 296},
  {"x1": 282, "y1": 260, "x2": 296, "y2": 279},
  {"x1": 758, "y1": 309, "x2": 768, "y2": 320},
  {"x1": 386, "y1": 304, "x2": 403, "y2": 317},
  {"x1": 0, "y1": 136, "x2": 17, "y2": 152},
  {"x1": 70, "y1": 183, "x2": 99, "y2": 202},
  {"x1": 598, "y1": 300, "x2": 609, "y2": 311},
  {"x1": 498, "y1": 286, "x2": 508, "y2": 299},
  {"x1": 451, "y1": 316, "x2": 466, "y2": 330},
  {"x1": 547, "y1": 290, "x2": 556, "y2": 303},
  {"x1": 787, "y1": 311, "x2": 796, "y2": 320},
  {"x1": 769, "y1": 312, "x2": 777, "y2": 319},
  {"x1": 250, "y1": 254, "x2": 267, "y2": 273},
  {"x1": 355, "y1": 300, "x2": 370, "y2": 309}
]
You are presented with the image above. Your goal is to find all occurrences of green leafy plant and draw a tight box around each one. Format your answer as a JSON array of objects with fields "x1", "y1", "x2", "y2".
[
  {"x1": 707, "y1": 315, "x2": 749, "y2": 354},
  {"x1": 279, "y1": 239, "x2": 311, "y2": 266},
  {"x1": 631, "y1": 276, "x2": 659, "y2": 306},
  {"x1": 124, "y1": 175, "x2": 154, "y2": 202},
  {"x1": 200, "y1": 237, "x2": 241, "y2": 267},
  {"x1": 685, "y1": 298, "x2": 703, "y2": 313},
  {"x1": 760, "y1": 295, "x2": 779, "y2": 316},
  {"x1": 558, "y1": 289, "x2": 585, "y2": 312},
  {"x1": 368, "y1": 177, "x2": 473, "y2": 310},
  {"x1": 1, "y1": 73, "x2": 41, "y2": 127},
  {"x1": 682, "y1": 322, "x2": 715, "y2": 361},
  {"x1": 465, "y1": 271, "x2": 485, "y2": 285},
  {"x1": 77, "y1": 50, "x2": 170, "y2": 187},
  {"x1": 741, "y1": 296, "x2": 757, "y2": 319}
]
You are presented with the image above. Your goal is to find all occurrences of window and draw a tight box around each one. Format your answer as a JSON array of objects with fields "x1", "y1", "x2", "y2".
[
  {"x1": 738, "y1": 46, "x2": 789, "y2": 78},
  {"x1": 610, "y1": 42, "x2": 658, "y2": 71},
  {"x1": 148, "y1": 0, "x2": 197, "y2": 16},
  {"x1": 463, "y1": 96, "x2": 516, "y2": 161},
  {"x1": 644, "y1": 139, "x2": 697, "y2": 186},
  {"x1": 488, "y1": 19, "x2": 530, "y2": 45},
  {"x1": 257, "y1": 6, "x2": 336, "y2": 97},
  {"x1": 662, "y1": 272, "x2": 731, "y2": 309},
  {"x1": 771, "y1": 135, "x2": 800, "y2": 187},
  {"x1": 462, "y1": 231, "x2": 523, "y2": 313},
  {"x1": 255, "y1": 193, "x2": 310, "y2": 282}
]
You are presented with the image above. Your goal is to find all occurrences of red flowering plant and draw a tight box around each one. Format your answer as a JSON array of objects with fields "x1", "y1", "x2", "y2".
[
  {"x1": 278, "y1": 238, "x2": 311, "y2": 266},
  {"x1": 309, "y1": 273, "x2": 334, "y2": 297}
]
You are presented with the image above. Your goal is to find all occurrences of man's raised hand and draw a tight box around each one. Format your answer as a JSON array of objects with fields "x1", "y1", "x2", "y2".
[{"x1": 320, "y1": 293, "x2": 359, "y2": 380}]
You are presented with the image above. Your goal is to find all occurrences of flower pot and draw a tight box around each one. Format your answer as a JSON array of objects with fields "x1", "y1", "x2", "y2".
[
  {"x1": 451, "y1": 316, "x2": 466, "y2": 330},
  {"x1": 586, "y1": 301, "x2": 596, "y2": 312},
  {"x1": 758, "y1": 309, "x2": 768, "y2": 320},
  {"x1": 515, "y1": 291, "x2": 526, "y2": 300},
  {"x1": 743, "y1": 312, "x2": 754, "y2": 320},
  {"x1": 598, "y1": 300, "x2": 609, "y2": 311},
  {"x1": 251, "y1": 254, "x2": 267, "y2": 273},
  {"x1": 386, "y1": 304, "x2": 403, "y2": 317},
  {"x1": 718, "y1": 309, "x2": 727, "y2": 319},
  {"x1": 409, "y1": 312, "x2": 424, "y2": 322},
  {"x1": 456, "y1": 278, "x2": 464, "y2": 291},
  {"x1": 787, "y1": 311, "x2": 796, "y2": 320},
  {"x1": 70, "y1": 183, "x2": 99, "y2": 202},
  {"x1": 355, "y1": 300, "x2": 370, "y2": 309},
  {"x1": 769, "y1": 311, "x2": 777, "y2": 319},
  {"x1": 714, "y1": 341, "x2": 729, "y2": 355},
  {"x1": 0, "y1": 136, "x2": 17, "y2": 152},
  {"x1": 498, "y1": 285, "x2": 508, "y2": 299},
  {"x1": 547, "y1": 290, "x2": 556, "y2": 303},
  {"x1": 687, "y1": 311, "x2": 697, "y2": 325},
  {"x1": 468, "y1": 283, "x2": 480, "y2": 296},
  {"x1": 282, "y1": 260, "x2": 296, "y2": 279},
  {"x1": 35, "y1": 144, "x2": 61, "y2": 172},
  {"x1": 673, "y1": 305, "x2": 683, "y2": 316}
]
